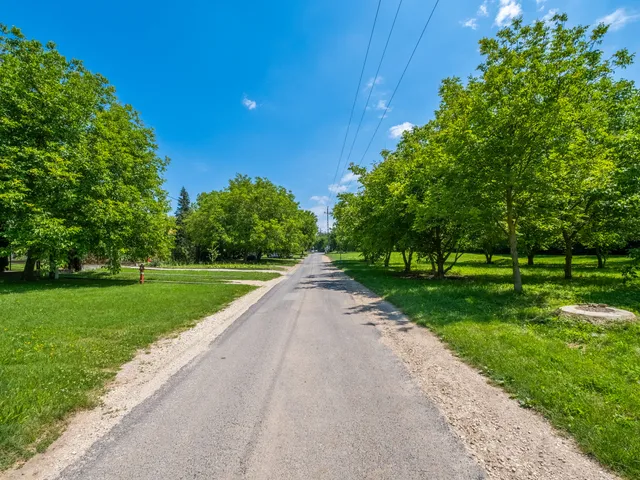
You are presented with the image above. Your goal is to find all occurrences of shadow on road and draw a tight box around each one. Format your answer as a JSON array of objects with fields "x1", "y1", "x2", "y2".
[{"x1": 295, "y1": 261, "x2": 411, "y2": 326}]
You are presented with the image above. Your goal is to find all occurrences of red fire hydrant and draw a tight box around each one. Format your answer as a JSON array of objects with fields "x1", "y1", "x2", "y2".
[{"x1": 139, "y1": 263, "x2": 145, "y2": 284}]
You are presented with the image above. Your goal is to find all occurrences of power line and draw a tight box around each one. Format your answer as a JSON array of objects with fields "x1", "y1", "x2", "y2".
[
  {"x1": 341, "y1": 0, "x2": 442, "y2": 194},
  {"x1": 335, "y1": 0, "x2": 404, "y2": 199},
  {"x1": 329, "y1": 0, "x2": 383, "y2": 196}
]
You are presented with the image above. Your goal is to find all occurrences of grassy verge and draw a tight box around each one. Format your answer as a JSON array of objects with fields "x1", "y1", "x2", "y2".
[
  {"x1": 152, "y1": 257, "x2": 302, "y2": 270},
  {"x1": 0, "y1": 276, "x2": 255, "y2": 470},
  {"x1": 329, "y1": 252, "x2": 640, "y2": 479},
  {"x1": 73, "y1": 269, "x2": 281, "y2": 282}
]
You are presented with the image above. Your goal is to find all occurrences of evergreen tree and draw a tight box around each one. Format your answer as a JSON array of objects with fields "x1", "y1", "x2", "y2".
[{"x1": 173, "y1": 187, "x2": 193, "y2": 262}]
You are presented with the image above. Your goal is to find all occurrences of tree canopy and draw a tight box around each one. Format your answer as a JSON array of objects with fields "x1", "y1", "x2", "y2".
[
  {"x1": 333, "y1": 14, "x2": 640, "y2": 291},
  {"x1": 0, "y1": 25, "x2": 171, "y2": 277},
  {"x1": 185, "y1": 175, "x2": 317, "y2": 261}
]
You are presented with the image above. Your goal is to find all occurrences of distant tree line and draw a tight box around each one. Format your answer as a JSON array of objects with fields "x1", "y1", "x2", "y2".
[
  {"x1": 173, "y1": 175, "x2": 318, "y2": 263},
  {"x1": 333, "y1": 15, "x2": 640, "y2": 292},
  {"x1": 313, "y1": 232, "x2": 338, "y2": 253}
]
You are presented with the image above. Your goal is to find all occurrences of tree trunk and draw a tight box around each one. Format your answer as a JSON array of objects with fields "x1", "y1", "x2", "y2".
[
  {"x1": 527, "y1": 253, "x2": 534, "y2": 266},
  {"x1": 49, "y1": 254, "x2": 56, "y2": 279},
  {"x1": 429, "y1": 255, "x2": 436, "y2": 275},
  {"x1": 0, "y1": 227, "x2": 7, "y2": 271},
  {"x1": 506, "y1": 188, "x2": 523, "y2": 293},
  {"x1": 484, "y1": 252, "x2": 493, "y2": 264},
  {"x1": 384, "y1": 251, "x2": 391, "y2": 268},
  {"x1": 401, "y1": 249, "x2": 413, "y2": 273},
  {"x1": 69, "y1": 255, "x2": 82, "y2": 272},
  {"x1": 434, "y1": 226, "x2": 444, "y2": 279},
  {"x1": 436, "y1": 256, "x2": 445, "y2": 279},
  {"x1": 22, "y1": 252, "x2": 38, "y2": 281},
  {"x1": 596, "y1": 248, "x2": 605, "y2": 269},
  {"x1": 563, "y1": 231, "x2": 573, "y2": 280}
]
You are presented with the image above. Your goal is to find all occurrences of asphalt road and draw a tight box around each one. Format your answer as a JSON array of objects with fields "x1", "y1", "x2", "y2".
[{"x1": 63, "y1": 254, "x2": 484, "y2": 479}]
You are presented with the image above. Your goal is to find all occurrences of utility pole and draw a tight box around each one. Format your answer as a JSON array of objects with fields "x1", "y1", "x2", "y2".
[
  {"x1": 325, "y1": 206, "x2": 332, "y2": 254},
  {"x1": 326, "y1": 206, "x2": 330, "y2": 234}
]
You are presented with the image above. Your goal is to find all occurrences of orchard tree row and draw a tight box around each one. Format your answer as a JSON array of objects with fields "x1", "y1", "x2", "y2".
[
  {"x1": 333, "y1": 14, "x2": 640, "y2": 292},
  {"x1": 172, "y1": 176, "x2": 318, "y2": 263},
  {"x1": 0, "y1": 25, "x2": 171, "y2": 279}
]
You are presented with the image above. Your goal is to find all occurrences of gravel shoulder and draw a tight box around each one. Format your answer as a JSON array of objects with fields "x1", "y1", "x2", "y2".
[
  {"x1": 325, "y1": 256, "x2": 619, "y2": 480},
  {"x1": 1, "y1": 268, "x2": 297, "y2": 480}
]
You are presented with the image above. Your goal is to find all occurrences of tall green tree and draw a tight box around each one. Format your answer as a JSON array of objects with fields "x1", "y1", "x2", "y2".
[
  {"x1": 172, "y1": 187, "x2": 194, "y2": 263},
  {"x1": 0, "y1": 25, "x2": 111, "y2": 278},
  {"x1": 397, "y1": 124, "x2": 471, "y2": 278},
  {"x1": 349, "y1": 152, "x2": 416, "y2": 269},
  {"x1": 333, "y1": 193, "x2": 369, "y2": 257},
  {"x1": 298, "y1": 210, "x2": 319, "y2": 254},
  {"x1": 184, "y1": 190, "x2": 225, "y2": 261},
  {"x1": 438, "y1": 15, "x2": 633, "y2": 289},
  {"x1": 580, "y1": 80, "x2": 640, "y2": 268},
  {"x1": 0, "y1": 25, "x2": 170, "y2": 278},
  {"x1": 185, "y1": 175, "x2": 313, "y2": 261},
  {"x1": 76, "y1": 103, "x2": 171, "y2": 271}
]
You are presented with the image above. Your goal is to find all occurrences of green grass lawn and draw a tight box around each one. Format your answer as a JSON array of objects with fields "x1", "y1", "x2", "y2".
[
  {"x1": 329, "y1": 252, "x2": 640, "y2": 479},
  {"x1": 153, "y1": 257, "x2": 302, "y2": 271},
  {"x1": 0, "y1": 276, "x2": 255, "y2": 470},
  {"x1": 74, "y1": 269, "x2": 281, "y2": 282}
]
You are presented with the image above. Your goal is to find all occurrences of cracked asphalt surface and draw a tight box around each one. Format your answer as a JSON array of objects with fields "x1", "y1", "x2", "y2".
[{"x1": 62, "y1": 254, "x2": 484, "y2": 479}]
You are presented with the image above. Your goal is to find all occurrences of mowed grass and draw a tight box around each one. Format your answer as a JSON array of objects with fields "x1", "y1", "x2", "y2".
[
  {"x1": 76, "y1": 268, "x2": 281, "y2": 282},
  {"x1": 155, "y1": 257, "x2": 301, "y2": 271},
  {"x1": 329, "y1": 252, "x2": 640, "y2": 479},
  {"x1": 0, "y1": 276, "x2": 255, "y2": 470}
]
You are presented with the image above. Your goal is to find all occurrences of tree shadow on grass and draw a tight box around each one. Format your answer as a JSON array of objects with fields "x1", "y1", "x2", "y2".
[
  {"x1": 337, "y1": 259, "x2": 629, "y2": 289},
  {"x1": 0, "y1": 271, "x2": 237, "y2": 295},
  {"x1": 0, "y1": 275, "x2": 138, "y2": 294},
  {"x1": 314, "y1": 260, "x2": 640, "y2": 327},
  {"x1": 297, "y1": 261, "x2": 544, "y2": 327}
]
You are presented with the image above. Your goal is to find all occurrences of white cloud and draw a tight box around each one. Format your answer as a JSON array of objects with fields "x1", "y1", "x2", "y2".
[
  {"x1": 340, "y1": 172, "x2": 360, "y2": 184},
  {"x1": 328, "y1": 183, "x2": 348, "y2": 194},
  {"x1": 495, "y1": 0, "x2": 522, "y2": 26},
  {"x1": 597, "y1": 8, "x2": 640, "y2": 31},
  {"x1": 478, "y1": 1, "x2": 489, "y2": 17},
  {"x1": 389, "y1": 122, "x2": 415, "y2": 139},
  {"x1": 536, "y1": 0, "x2": 546, "y2": 8},
  {"x1": 542, "y1": 8, "x2": 559, "y2": 22},
  {"x1": 310, "y1": 195, "x2": 329, "y2": 205},
  {"x1": 461, "y1": 18, "x2": 478, "y2": 29},
  {"x1": 325, "y1": 171, "x2": 361, "y2": 198},
  {"x1": 365, "y1": 76, "x2": 384, "y2": 89},
  {"x1": 376, "y1": 99, "x2": 392, "y2": 117},
  {"x1": 242, "y1": 95, "x2": 257, "y2": 110}
]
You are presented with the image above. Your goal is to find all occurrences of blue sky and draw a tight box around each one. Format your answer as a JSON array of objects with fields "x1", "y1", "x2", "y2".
[{"x1": 3, "y1": 0, "x2": 640, "y2": 230}]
